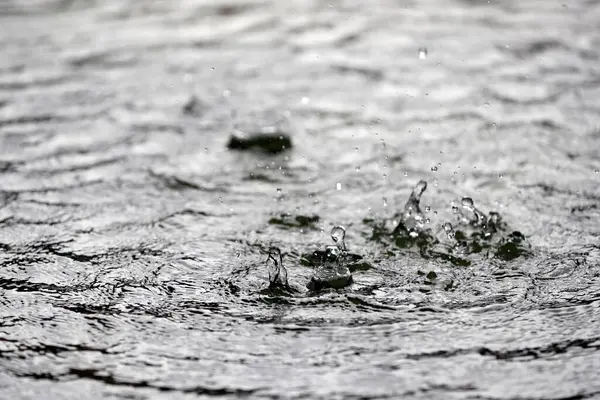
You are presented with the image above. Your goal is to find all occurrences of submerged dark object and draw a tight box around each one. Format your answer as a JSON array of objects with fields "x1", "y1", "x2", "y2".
[{"x1": 227, "y1": 129, "x2": 292, "y2": 154}]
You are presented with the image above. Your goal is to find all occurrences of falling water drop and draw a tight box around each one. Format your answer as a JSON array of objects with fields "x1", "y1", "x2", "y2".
[
  {"x1": 331, "y1": 225, "x2": 347, "y2": 252},
  {"x1": 425, "y1": 205, "x2": 431, "y2": 212},
  {"x1": 418, "y1": 48, "x2": 428, "y2": 59},
  {"x1": 336, "y1": 182, "x2": 342, "y2": 191},
  {"x1": 431, "y1": 166, "x2": 438, "y2": 171},
  {"x1": 383, "y1": 197, "x2": 388, "y2": 207}
]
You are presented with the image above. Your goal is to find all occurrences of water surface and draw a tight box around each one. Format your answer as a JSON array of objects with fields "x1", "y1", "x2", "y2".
[{"x1": 1, "y1": 0, "x2": 600, "y2": 399}]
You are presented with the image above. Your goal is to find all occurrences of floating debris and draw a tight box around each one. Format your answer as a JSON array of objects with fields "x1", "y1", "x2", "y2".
[{"x1": 227, "y1": 129, "x2": 292, "y2": 154}]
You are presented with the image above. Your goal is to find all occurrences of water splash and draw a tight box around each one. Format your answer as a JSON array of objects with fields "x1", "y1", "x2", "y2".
[
  {"x1": 305, "y1": 225, "x2": 362, "y2": 291},
  {"x1": 266, "y1": 247, "x2": 288, "y2": 289},
  {"x1": 364, "y1": 179, "x2": 528, "y2": 264},
  {"x1": 400, "y1": 180, "x2": 428, "y2": 237},
  {"x1": 331, "y1": 225, "x2": 347, "y2": 253},
  {"x1": 443, "y1": 222, "x2": 455, "y2": 240},
  {"x1": 459, "y1": 197, "x2": 486, "y2": 227}
]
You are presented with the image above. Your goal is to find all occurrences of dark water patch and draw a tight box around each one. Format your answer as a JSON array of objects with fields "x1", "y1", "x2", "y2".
[
  {"x1": 130, "y1": 123, "x2": 184, "y2": 136},
  {"x1": 148, "y1": 170, "x2": 225, "y2": 193},
  {"x1": 68, "y1": 50, "x2": 139, "y2": 70},
  {"x1": 12, "y1": 367, "x2": 260, "y2": 397},
  {"x1": 181, "y1": 95, "x2": 206, "y2": 116},
  {"x1": 23, "y1": 156, "x2": 126, "y2": 176},
  {"x1": 0, "y1": 115, "x2": 63, "y2": 128},
  {"x1": 332, "y1": 64, "x2": 384, "y2": 81},
  {"x1": 268, "y1": 214, "x2": 320, "y2": 230},
  {"x1": 242, "y1": 172, "x2": 281, "y2": 183},
  {"x1": 503, "y1": 39, "x2": 568, "y2": 59},
  {"x1": 571, "y1": 203, "x2": 598, "y2": 214},
  {"x1": 483, "y1": 87, "x2": 563, "y2": 105},
  {"x1": 404, "y1": 336, "x2": 600, "y2": 362}
]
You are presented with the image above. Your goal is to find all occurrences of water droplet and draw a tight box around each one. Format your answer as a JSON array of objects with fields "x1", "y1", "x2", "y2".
[
  {"x1": 452, "y1": 206, "x2": 459, "y2": 214},
  {"x1": 425, "y1": 218, "x2": 430, "y2": 224},
  {"x1": 331, "y1": 225, "x2": 347, "y2": 252},
  {"x1": 301, "y1": 97, "x2": 310, "y2": 104},
  {"x1": 355, "y1": 166, "x2": 361, "y2": 172},
  {"x1": 276, "y1": 188, "x2": 282, "y2": 194},
  {"x1": 383, "y1": 197, "x2": 388, "y2": 207},
  {"x1": 383, "y1": 174, "x2": 387, "y2": 178},
  {"x1": 443, "y1": 222, "x2": 455, "y2": 240},
  {"x1": 433, "y1": 210, "x2": 438, "y2": 215},
  {"x1": 415, "y1": 180, "x2": 427, "y2": 195},
  {"x1": 336, "y1": 182, "x2": 342, "y2": 191},
  {"x1": 404, "y1": 172, "x2": 408, "y2": 177},
  {"x1": 425, "y1": 206, "x2": 431, "y2": 212},
  {"x1": 595, "y1": 170, "x2": 599, "y2": 174},
  {"x1": 461, "y1": 197, "x2": 474, "y2": 208},
  {"x1": 418, "y1": 48, "x2": 428, "y2": 59},
  {"x1": 431, "y1": 166, "x2": 438, "y2": 171},
  {"x1": 499, "y1": 173, "x2": 504, "y2": 178}
]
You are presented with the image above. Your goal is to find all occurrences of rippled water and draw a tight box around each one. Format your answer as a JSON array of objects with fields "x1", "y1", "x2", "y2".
[{"x1": 1, "y1": 0, "x2": 600, "y2": 399}]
